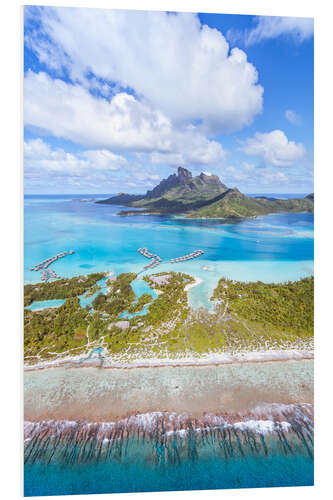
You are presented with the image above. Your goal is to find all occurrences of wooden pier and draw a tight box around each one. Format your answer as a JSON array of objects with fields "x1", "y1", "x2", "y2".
[
  {"x1": 170, "y1": 250, "x2": 204, "y2": 263},
  {"x1": 29, "y1": 250, "x2": 75, "y2": 281},
  {"x1": 137, "y1": 248, "x2": 162, "y2": 271},
  {"x1": 137, "y1": 247, "x2": 204, "y2": 272}
]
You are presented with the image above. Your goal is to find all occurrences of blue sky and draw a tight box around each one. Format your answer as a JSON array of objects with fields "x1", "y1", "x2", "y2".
[{"x1": 24, "y1": 7, "x2": 313, "y2": 194}]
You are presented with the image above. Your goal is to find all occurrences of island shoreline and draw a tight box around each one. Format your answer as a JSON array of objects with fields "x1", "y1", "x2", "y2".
[{"x1": 24, "y1": 349, "x2": 313, "y2": 372}]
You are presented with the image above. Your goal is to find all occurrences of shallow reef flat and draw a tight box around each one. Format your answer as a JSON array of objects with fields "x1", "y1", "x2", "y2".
[
  {"x1": 24, "y1": 201, "x2": 314, "y2": 495},
  {"x1": 24, "y1": 359, "x2": 313, "y2": 421},
  {"x1": 24, "y1": 360, "x2": 314, "y2": 495}
]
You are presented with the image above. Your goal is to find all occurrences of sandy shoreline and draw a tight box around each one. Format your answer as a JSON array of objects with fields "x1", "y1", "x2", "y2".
[
  {"x1": 184, "y1": 275, "x2": 203, "y2": 291},
  {"x1": 24, "y1": 347, "x2": 313, "y2": 372}
]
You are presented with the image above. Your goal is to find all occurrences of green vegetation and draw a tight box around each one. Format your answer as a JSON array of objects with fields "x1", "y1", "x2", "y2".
[
  {"x1": 24, "y1": 270, "x2": 314, "y2": 365},
  {"x1": 132, "y1": 171, "x2": 226, "y2": 210},
  {"x1": 98, "y1": 167, "x2": 227, "y2": 214},
  {"x1": 97, "y1": 167, "x2": 313, "y2": 219},
  {"x1": 209, "y1": 276, "x2": 314, "y2": 350},
  {"x1": 24, "y1": 271, "x2": 194, "y2": 363},
  {"x1": 24, "y1": 297, "x2": 90, "y2": 357},
  {"x1": 186, "y1": 189, "x2": 314, "y2": 219},
  {"x1": 128, "y1": 293, "x2": 153, "y2": 314},
  {"x1": 84, "y1": 284, "x2": 102, "y2": 298},
  {"x1": 116, "y1": 272, "x2": 195, "y2": 354},
  {"x1": 92, "y1": 273, "x2": 137, "y2": 317},
  {"x1": 180, "y1": 312, "x2": 228, "y2": 354},
  {"x1": 142, "y1": 272, "x2": 193, "y2": 325},
  {"x1": 176, "y1": 277, "x2": 314, "y2": 354},
  {"x1": 212, "y1": 276, "x2": 313, "y2": 335},
  {"x1": 24, "y1": 272, "x2": 105, "y2": 307}
]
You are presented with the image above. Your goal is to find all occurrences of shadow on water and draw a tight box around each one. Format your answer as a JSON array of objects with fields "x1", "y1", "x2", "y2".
[
  {"x1": 24, "y1": 405, "x2": 314, "y2": 495},
  {"x1": 24, "y1": 405, "x2": 313, "y2": 467}
]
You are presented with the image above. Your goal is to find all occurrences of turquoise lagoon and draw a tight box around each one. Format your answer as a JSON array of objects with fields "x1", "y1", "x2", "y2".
[
  {"x1": 26, "y1": 274, "x2": 158, "y2": 315},
  {"x1": 26, "y1": 298, "x2": 66, "y2": 311},
  {"x1": 119, "y1": 278, "x2": 158, "y2": 318},
  {"x1": 24, "y1": 194, "x2": 314, "y2": 310}
]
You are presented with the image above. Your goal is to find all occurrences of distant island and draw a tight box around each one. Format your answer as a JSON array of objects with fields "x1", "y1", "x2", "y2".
[{"x1": 97, "y1": 166, "x2": 314, "y2": 219}]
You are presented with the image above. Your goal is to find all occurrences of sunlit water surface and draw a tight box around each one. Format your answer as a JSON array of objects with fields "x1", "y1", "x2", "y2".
[
  {"x1": 24, "y1": 194, "x2": 313, "y2": 310},
  {"x1": 24, "y1": 194, "x2": 314, "y2": 495}
]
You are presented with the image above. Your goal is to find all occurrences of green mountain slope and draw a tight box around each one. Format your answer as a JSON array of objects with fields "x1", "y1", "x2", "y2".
[
  {"x1": 186, "y1": 188, "x2": 314, "y2": 219},
  {"x1": 97, "y1": 167, "x2": 314, "y2": 219},
  {"x1": 96, "y1": 193, "x2": 144, "y2": 205},
  {"x1": 97, "y1": 167, "x2": 228, "y2": 210}
]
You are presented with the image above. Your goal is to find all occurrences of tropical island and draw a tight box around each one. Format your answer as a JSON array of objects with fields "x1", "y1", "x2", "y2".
[
  {"x1": 97, "y1": 166, "x2": 314, "y2": 219},
  {"x1": 24, "y1": 269, "x2": 313, "y2": 367},
  {"x1": 24, "y1": 168, "x2": 314, "y2": 368},
  {"x1": 23, "y1": 7, "x2": 315, "y2": 496}
]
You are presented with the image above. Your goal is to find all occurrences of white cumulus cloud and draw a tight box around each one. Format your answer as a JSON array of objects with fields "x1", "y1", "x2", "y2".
[
  {"x1": 240, "y1": 130, "x2": 305, "y2": 167},
  {"x1": 24, "y1": 71, "x2": 226, "y2": 167},
  {"x1": 23, "y1": 138, "x2": 180, "y2": 193},
  {"x1": 81, "y1": 150, "x2": 128, "y2": 170},
  {"x1": 24, "y1": 138, "x2": 128, "y2": 183},
  {"x1": 25, "y1": 7, "x2": 263, "y2": 134},
  {"x1": 223, "y1": 162, "x2": 289, "y2": 189}
]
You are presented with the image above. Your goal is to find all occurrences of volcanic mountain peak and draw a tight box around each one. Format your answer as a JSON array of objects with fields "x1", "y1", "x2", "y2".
[
  {"x1": 97, "y1": 167, "x2": 313, "y2": 219},
  {"x1": 177, "y1": 166, "x2": 192, "y2": 180},
  {"x1": 143, "y1": 166, "x2": 226, "y2": 201}
]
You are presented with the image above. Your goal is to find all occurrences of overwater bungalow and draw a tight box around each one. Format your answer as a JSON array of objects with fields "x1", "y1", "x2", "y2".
[
  {"x1": 30, "y1": 249, "x2": 75, "y2": 279},
  {"x1": 168, "y1": 248, "x2": 204, "y2": 263}
]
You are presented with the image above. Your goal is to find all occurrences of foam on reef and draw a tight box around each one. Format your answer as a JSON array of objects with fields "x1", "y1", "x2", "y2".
[{"x1": 24, "y1": 404, "x2": 313, "y2": 466}]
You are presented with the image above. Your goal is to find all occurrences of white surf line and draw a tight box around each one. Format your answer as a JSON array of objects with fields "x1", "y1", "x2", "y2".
[{"x1": 24, "y1": 346, "x2": 314, "y2": 371}]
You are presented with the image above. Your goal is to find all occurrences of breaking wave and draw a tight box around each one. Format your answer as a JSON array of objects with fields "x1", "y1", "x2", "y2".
[{"x1": 24, "y1": 404, "x2": 313, "y2": 466}]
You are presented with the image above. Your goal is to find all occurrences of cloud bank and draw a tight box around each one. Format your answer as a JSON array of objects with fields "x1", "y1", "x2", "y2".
[
  {"x1": 25, "y1": 7, "x2": 263, "y2": 135},
  {"x1": 24, "y1": 138, "x2": 162, "y2": 192},
  {"x1": 23, "y1": 7, "x2": 312, "y2": 194},
  {"x1": 24, "y1": 70, "x2": 226, "y2": 166},
  {"x1": 240, "y1": 130, "x2": 305, "y2": 167}
]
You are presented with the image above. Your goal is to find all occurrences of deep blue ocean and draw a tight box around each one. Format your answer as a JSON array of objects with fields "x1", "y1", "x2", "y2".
[
  {"x1": 25, "y1": 454, "x2": 313, "y2": 496},
  {"x1": 24, "y1": 194, "x2": 314, "y2": 496},
  {"x1": 24, "y1": 414, "x2": 314, "y2": 496}
]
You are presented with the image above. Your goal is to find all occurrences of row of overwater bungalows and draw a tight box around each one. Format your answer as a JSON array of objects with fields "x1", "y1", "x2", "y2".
[
  {"x1": 29, "y1": 250, "x2": 75, "y2": 272},
  {"x1": 170, "y1": 250, "x2": 204, "y2": 264},
  {"x1": 29, "y1": 250, "x2": 75, "y2": 281},
  {"x1": 138, "y1": 248, "x2": 162, "y2": 269},
  {"x1": 138, "y1": 247, "x2": 204, "y2": 267}
]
